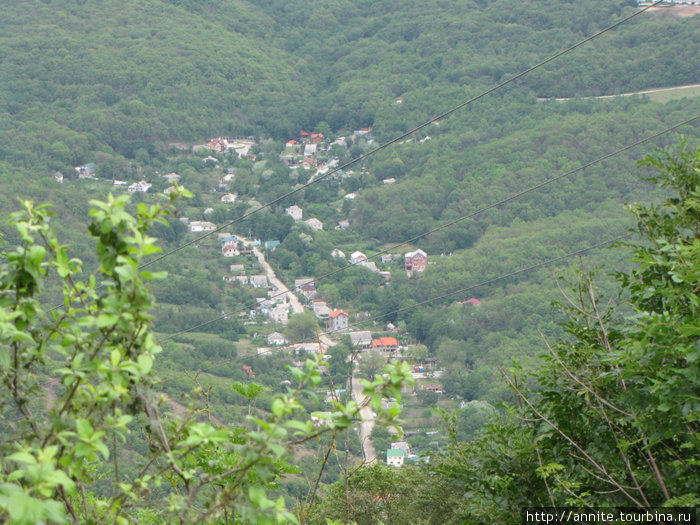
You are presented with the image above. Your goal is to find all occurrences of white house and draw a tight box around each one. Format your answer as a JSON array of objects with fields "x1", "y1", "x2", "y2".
[
  {"x1": 331, "y1": 248, "x2": 346, "y2": 258},
  {"x1": 386, "y1": 448, "x2": 404, "y2": 467},
  {"x1": 304, "y1": 218, "x2": 323, "y2": 231},
  {"x1": 350, "y1": 251, "x2": 367, "y2": 264},
  {"x1": 249, "y1": 275, "x2": 268, "y2": 288},
  {"x1": 286, "y1": 205, "x2": 303, "y2": 221},
  {"x1": 328, "y1": 310, "x2": 349, "y2": 332},
  {"x1": 221, "y1": 193, "x2": 238, "y2": 203},
  {"x1": 267, "y1": 332, "x2": 287, "y2": 346},
  {"x1": 128, "y1": 181, "x2": 152, "y2": 193},
  {"x1": 349, "y1": 331, "x2": 372, "y2": 347},
  {"x1": 269, "y1": 305, "x2": 289, "y2": 325},
  {"x1": 189, "y1": 221, "x2": 216, "y2": 232}
]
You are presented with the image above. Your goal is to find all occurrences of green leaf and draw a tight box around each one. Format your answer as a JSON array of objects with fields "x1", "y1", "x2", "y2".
[
  {"x1": 138, "y1": 354, "x2": 153, "y2": 375},
  {"x1": 96, "y1": 314, "x2": 119, "y2": 328}
]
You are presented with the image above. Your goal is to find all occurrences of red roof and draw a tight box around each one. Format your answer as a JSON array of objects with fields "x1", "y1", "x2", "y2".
[
  {"x1": 464, "y1": 298, "x2": 482, "y2": 306},
  {"x1": 372, "y1": 337, "x2": 398, "y2": 348},
  {"x1": 329, "y1": 309, "x2": 348, "y2": 319}
]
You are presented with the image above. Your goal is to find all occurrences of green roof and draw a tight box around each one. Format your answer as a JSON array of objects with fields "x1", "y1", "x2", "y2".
[{"x1": 386, "y1": 449, "x2": 404, "y2": 457}]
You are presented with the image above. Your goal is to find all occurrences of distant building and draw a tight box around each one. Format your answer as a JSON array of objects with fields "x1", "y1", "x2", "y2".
[
  {"x1": 464, "y1": 297, "x2": 482, "y2": 306},
  {"x1": 328, "y1": 310, "x2": 349, "y2": 332},
  {"x1": 304, "y1": 218, "x2": 323, "y2": 231},
  {"x1": 387, "y1": 448, "x2": 405, "y2": 467},
  {"x1": 189, "y1": 221, "x2": 216, "y2": 232},
  {"x1": 221, "y1": 193, "x2": 238, "y2": 203},
  {"x1": 404, "y1": 249, "x2": 428, "y2": 273},
  {"x1": 286, "y1": 205, "x2": 303, "y2": 221},
  {"x1": 52, "y1": 171, "x2": 64, "y2": 183},
  {"x1": 267, "y1": 332, "x2": 287, "y2": 346},
  {"x1": 314, "y1": 304, "x2": 331, "y2": 320},
  {"x1": 264, "y1": 240, "x2": 281, "y2": 250},
  {"x1": 371, "y1": 337, "x2": 399, "y2": 355},
  {"x1": 349, "y1": 331, "x2": 372, "y2": 347},
  {"x1": 75, "y1": 163, "x2": 96, "y2": 179},
  {"x1": 249, "y1": 275, "x2": 268, "y2": 288},
  {"x1": 269, "y1": 305, "x2": 289, "y2": 325},
  {"x1": 331, "y1": 248, "x2": 346, "y2": 258},
  {"x1": 350, "y1": 251, "x2": 367, "y2": 265}
]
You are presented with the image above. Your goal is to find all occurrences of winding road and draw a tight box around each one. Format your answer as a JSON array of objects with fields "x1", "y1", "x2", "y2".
[{"x1": 246, "y1": 237, "x2": 378, "y2": 461}]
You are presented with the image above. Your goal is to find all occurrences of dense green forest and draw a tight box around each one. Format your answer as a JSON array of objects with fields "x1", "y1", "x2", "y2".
[{"x1": 0, "y1": 0, "x2": 699, "y2": 522}]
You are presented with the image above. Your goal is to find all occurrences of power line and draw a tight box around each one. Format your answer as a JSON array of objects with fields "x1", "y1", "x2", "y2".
[
  {"x1": 156, "y1": 114, "x2": 698, "y2": 343},
  {"x1": 138, "y1": 0, "x2": 663, "y2": 272}
]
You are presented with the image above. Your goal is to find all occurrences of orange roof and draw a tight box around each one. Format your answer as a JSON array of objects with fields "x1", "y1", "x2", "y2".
[
  {"x1": 329, "y1": 309, "x2": 348, "y2": 318},
  {"x1": 372, "y1": 337, "x2": 398, "y2": 347}
]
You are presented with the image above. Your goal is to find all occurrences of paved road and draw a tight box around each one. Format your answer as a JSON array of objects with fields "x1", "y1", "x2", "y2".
[
  {"x1": 352, "y1": 377, "x2": 377, "y2": 464},
  {"x1": 251, "y1": 247, "x2": 304, "y2": 314}
]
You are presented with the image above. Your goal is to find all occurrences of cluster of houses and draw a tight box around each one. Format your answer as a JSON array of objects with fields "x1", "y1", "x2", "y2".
[
  {"x1": 203, "y1": 136, "x2": 258, "y2": 160},
  {"x1": 280, "y1": 128, "x2": 373, "y2": 173},
  {"x1": 329, "y1": 248, "x2": 429, "y2": 278},
  {"x1": 285, "y1": 204, "x2": 324, "y2": 231}
]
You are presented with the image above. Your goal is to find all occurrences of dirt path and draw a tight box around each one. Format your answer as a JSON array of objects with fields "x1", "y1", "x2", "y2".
[
  {"x1": 251, "y1": 246, "x2": 305, "y2": 314},
  {"x1": 352, "y1": 377, "x2": 377, "y2": 464},
  {"x1": 543, "y1": 83, "x2": 700, "y2": 102}
]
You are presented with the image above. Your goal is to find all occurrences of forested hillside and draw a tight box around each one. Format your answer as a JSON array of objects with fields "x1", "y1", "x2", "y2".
[{"x1": 0, "y1": 0, "x2": 699, "y2": 522}]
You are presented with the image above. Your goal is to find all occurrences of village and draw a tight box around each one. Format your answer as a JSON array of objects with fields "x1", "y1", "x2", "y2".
[{"x1": 62, "y1": 128, "x2": 470, "y2": 467}]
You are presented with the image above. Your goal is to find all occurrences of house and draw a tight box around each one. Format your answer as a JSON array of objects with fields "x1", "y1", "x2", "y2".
[
  {"x1": 296, "y1": 280, "x2": 316, "y2": 300},
  {"x1": 304, "y1": 218, "x2": 323, "y2": 231},
  {"x1": 336, "y1": 220, "x2": 350, "y2": 230},
  {"x1": 126, "y1": 180, "x2": 153, "y2": 193},
  {"x1": 202, "y1": 156, "x2": 218, "y2": 165},
  {"x1": 391, "y1": 441, "x2": 411, "y2": 456},
  {"x1": 221, "y1": 193, "x2": 238, "y2": 203},
  {"x1": 350, "y1": 251, "x2": 367, "y2": 265},
  {"x1": 286, "y1": 205, "x2": 303, "y2": 221},
  {"x1": 349, "y1": 331, "x2": 372, "y2": 347},
  {"x1": 229, "y1": 264, "x2": 245, "y2": 273},
  {"x1": 344, "y1": 193, "x2": 356, "y2": 200},
  {"x1": 189, "y1": 221, "x2": 216, "y2": 232},
  {"x1": 249, "y1": 275, "x2": 268, "y2": 288},
  {"x1": 371, "y1": 337, "x2": 399, "y2": 355},
  {"x1": 424, "y1": 385, "x2": 442, "y2": 393},
  {"x1": 304, "y1": 144, "x2": 317, "y2": 157},
  {"x1": 75, "y1": 163, "x2": 96, "y2": 179},
  {"x1": 269, "y1": 305, "x2": 289, "y2": 325},
  {"x1": 222, "y1": 243, "x2": 240, "y2": 257},
  {"x1": 293, "y1": 342, "x2": 326, "y2": 356},
  {"x1": 241, "y1": 365, "x2": 255, "y2": 378},
  {"x1": 386, "y1": 448, "x2": 404, "y2": 467},
  {"x1": 314, "y1": 304, "x2": 331, "y2": 320},
  {"x1": 381, "y1": 254, "x2": 394, "y2": 264},
  {"x1": 382, "y1": 178, "x2": 396, "y2": 185},
  {"x1": 379, "y1": 271, "x2": 392, "y2": 280},
  {"x1": 264, "y1": 240, "x2": 280, "y2": 250},
  {"x1": 404, "y1": 249, "x2": 428, "y2": 273},
  {"x1": 163, "y1": 185, "x2": 177, "y2": 195},
  {"x1": 52, "y1": 171, "x2": 64, "y2": 183},
  {"x1": 162, "y1": 172, "x2": 180, "y2": 182},
  {"x1": 203, "y1": 207, "x2": 214, "y2": 215},
  {"x1": 310, "y1": 132, "x2": 324, "y2": 143},
  {"x1": 328, "y1": 310, "x2": 349, "y2": 332},
  {"x1": 360, "y1": 261, "x2": 379, "y2": 274},
  {"x1": 464, "y1": 298, "x2": 482, "y2": 307}
]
